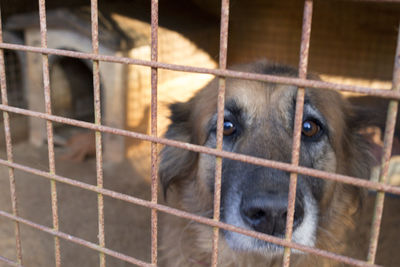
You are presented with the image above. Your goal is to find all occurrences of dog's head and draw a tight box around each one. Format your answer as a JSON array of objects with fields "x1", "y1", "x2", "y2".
[{"x1": 159, "y1": 61, "x2": 372, "y2": 255}]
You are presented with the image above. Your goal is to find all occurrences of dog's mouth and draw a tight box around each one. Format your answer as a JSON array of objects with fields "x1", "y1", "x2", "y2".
[
  {"x1": 222, "y1": 229, "x2": 286, "y2": 254},
  {"x1": 221, "y1": 193, "x2": 318, "y2": 254}
]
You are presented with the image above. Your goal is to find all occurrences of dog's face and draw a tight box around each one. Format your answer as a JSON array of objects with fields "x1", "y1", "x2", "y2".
[{"x1": 160, "y1": 62, "x2": 370, "y2": 256}]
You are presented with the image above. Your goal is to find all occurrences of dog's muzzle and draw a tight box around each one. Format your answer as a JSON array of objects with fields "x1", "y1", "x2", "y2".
[
  {"x1": 221, "y1": 163, "x2": 317, "y2": 252},
  {"x1": 240, "y1": 192, "x2": 304, "y2": 236}
]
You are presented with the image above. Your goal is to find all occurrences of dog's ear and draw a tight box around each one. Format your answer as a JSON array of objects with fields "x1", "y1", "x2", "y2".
[
  {"x1": 159, "y1": 101, "x2": 198, "y2": 197},
  {"x1": 346, "y1": 95, "x2": 400, "y2": 164},
  {"x1": 346, "y1": 95, "x2": 400, "y2": 134}
]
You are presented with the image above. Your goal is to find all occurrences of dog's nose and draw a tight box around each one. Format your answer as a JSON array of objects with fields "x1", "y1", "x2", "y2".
[{"x1": 240, "y1": 193, "x2": 304, "y2": 236}]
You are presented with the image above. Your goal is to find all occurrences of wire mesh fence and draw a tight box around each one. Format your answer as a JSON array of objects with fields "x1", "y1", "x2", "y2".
[{"x1": 0, "y1": 0, "x2": 399, "y2": 267}]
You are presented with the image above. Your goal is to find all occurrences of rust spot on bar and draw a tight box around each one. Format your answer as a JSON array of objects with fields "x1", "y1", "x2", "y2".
[
  {"x1": 0, "y1": 160, "x2": 383, "y2": 267},
  {"x1": 90, "y1": 1, "x2": 106, "y2": 266},
  {"x1": 0, "y1": 6, "x2": 23, "y2": 264},
  {"x1": 150, "y1": 0, "x2": 159, "y2": 265},
  {"x1": 367, "y1": 21, "x2": 400, "y2": 264},
  {"x1": 38, "y1": 0, "x2": 61, "y2": 265}
]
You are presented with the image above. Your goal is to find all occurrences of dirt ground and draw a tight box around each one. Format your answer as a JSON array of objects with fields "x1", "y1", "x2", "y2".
[
  {"x1": 0, "y1": 142, "x2": 399, "y2": 267},
  {"x1": 0, "y1": 142, "x2": 152, "y2": 267}
]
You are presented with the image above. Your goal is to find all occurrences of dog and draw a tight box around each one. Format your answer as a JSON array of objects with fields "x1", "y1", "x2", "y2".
[{"x1": 159, "y1": 61, "x2": 384, "y2": 266}]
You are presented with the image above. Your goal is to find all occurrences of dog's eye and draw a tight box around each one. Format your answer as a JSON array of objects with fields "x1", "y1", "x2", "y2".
[
  {"x1": 302, "y1": 120, "x2": 320, "y2": 138},
  {"x1": 223, "y1": 120, "x2": 236, "y2": 136}
]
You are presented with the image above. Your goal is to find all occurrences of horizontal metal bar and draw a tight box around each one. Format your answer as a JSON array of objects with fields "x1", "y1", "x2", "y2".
[
  {"x1": 0, "y1": 210, "x2": 153, "y2": 267},
  {"x1": 1, "y1": 104, "x2": 399, "y2": 196},
  {"x1": 0, "y1": 159, "x2": 381, "y2": 267},
  {"x1": 352, "y1": 0, "x2": 400, "y2": 2},
  {"x1": 0, "y1": 255, "x2": 23, "y2": 267},
  {"x1": 0, "y1": 42, "x2": 398, "y2": 100}
]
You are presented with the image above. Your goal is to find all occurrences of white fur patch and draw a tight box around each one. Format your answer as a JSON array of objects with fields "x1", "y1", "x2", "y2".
[{"x1": 292, "y1": 194, "x2": 318, "y2": 249}]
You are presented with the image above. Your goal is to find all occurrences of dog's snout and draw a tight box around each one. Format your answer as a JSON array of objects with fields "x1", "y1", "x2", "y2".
[{"x1": 240, "y1": 193, "x2": 304, "y2": 236}]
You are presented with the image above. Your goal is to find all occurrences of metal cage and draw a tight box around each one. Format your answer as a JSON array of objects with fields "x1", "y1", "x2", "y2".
[{"x1": 0, "y1": 0, "x2": 399, "y2": 267}]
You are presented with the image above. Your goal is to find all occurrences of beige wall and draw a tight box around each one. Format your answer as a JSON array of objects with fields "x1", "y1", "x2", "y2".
[{"x1": 118, "y1": 15, "x2": 217, "y2": 163}]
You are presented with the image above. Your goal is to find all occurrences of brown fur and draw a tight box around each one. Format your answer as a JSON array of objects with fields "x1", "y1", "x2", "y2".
[{"x1": 159, "y1": 61, "x2": 376, "y2": 267}]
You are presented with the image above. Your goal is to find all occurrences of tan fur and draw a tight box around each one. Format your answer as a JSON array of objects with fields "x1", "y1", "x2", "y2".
[{"x1": 159, "y1": 61, "x2": 373, "y2": 267}]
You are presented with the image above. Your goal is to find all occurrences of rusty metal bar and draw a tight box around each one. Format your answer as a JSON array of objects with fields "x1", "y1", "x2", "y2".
[
  {"x1": 0, "y1": 158, "x2": 382, "y2": 267},
  {"x1": 150, "y1": 0, "x2": 159, "y2": 265},
  {"x1": 211, "y1": 0, "x2": 230, "y2": 266},
  {"x1": 283, "y1": 1, "x2": 313, "y2": 266},
  {"x1": 0, "y1": 6, "x2": 23, "y2": 265},
  {"x1": 0, "y1": 210, "x2": 154, "y2": 267},
  {"x1": 0, "y1": 42, "x2": 398, "y2": 100},
  {"x1": 367, "y1": 22, "x2": 400, "y2": 264},
  {"x1": 90, "y1": 1, "x2": 106, "y2": 266},
  {"x1": 1, "y1": 104, "x2": 400, "y2": 196},
  {"x1": 38, "y1": 1, "x2": 61, "y2": 266},
  {"x1": 0, "y1": 255, "x2": 23, "y2": 267}
]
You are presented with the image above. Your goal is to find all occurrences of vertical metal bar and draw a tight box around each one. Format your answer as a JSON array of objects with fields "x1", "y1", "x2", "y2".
[
  {"x1": 0, "y1": 6, "x2": 23, "y2": 264},
  {"x1": 38, "y1": 0, "x2": 61, "y2": 266},
  {"x1": 211, "y1": 0, "x2": 230, "y2": 266},
  {"x1": 150, "y1": 0, "x2": 159, "y2": 265},
  {"x1": 283, "y1": 1, "x2": 313, "y2": 266},
  {"x1": 90, "y1": 1, "x2": 106, "y2": 266},
  {"x1": 367, "y1": 22, "x2": 400, "y2": 264}
]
